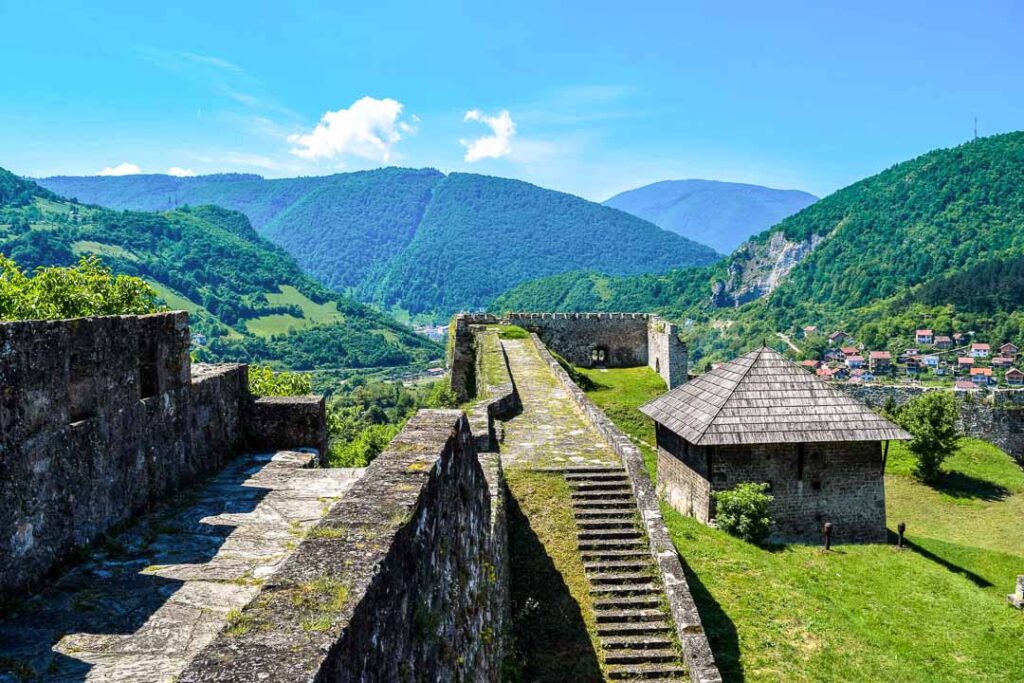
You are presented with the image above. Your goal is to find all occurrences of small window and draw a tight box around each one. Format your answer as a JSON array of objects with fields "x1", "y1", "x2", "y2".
[
  {"x1": 590, "y1": 346, "x2": 607, "y2": 365},
  {"x1": 811, "y1": 480, "x2": 822, "y2": 492},
  {"x1": 139, "y1": 341, "x2": 160, "y2": 399},
  {"x1": 797, "y1": 443, "x2": 806, "y2": 481}
]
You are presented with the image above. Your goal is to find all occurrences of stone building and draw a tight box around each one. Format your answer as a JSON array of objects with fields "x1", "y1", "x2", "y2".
[{"x1": 640, "y1": 347, "x2": 910, "y2": 543}]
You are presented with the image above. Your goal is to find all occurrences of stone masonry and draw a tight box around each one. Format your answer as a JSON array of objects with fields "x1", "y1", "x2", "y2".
[{"x1": 0, "y1": 312, "x2": 327, "y2": 600}]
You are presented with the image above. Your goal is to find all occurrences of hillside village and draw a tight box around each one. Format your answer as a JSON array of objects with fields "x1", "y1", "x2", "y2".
[{"x1": 790, "y1": 325, "x2": 1024, "y2": 390}]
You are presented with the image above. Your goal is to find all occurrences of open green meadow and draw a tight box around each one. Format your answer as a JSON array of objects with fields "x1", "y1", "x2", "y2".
[{"x1": 579, "y1": 365, "x2": 1024, "y2": 682}]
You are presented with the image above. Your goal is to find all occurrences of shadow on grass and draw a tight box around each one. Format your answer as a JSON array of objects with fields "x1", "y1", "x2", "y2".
[
  {"x1": 674, "y1": 552, "x2": 745, "y2": 683},
  {"x1": 931, "y1": 471, "x2": 1010, "y2": 502},
  {"x1": 888, "y1": 530, "x2": 994, "y2": 588},
  {"x1": 505, "y1": 485, "x2": 602, "y2": 683}
]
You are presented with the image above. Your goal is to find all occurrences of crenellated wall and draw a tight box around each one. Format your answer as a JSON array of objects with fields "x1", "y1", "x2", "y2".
[
  {"x1": 0, "y1": 312, "x2": 327, "y2": 600},
  {"x1": 179, "y1": 409, "x2": 510, "y2": 683}
]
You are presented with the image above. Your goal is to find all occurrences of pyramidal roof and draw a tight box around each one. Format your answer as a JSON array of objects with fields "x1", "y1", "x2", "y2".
[{"x1": 639, "y1": 347, "x2": 911, "y2": 446}]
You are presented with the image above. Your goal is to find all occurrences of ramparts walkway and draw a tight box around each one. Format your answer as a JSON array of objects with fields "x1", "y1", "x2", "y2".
[
  {"x1": 0, "y1": 452, "x2": 364, "y2": 682},
  {"x1": 500, "y1": 337, "x2": 689, "y2": 681}
]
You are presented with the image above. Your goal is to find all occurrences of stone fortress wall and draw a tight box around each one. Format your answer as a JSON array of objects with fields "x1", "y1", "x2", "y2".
[
  {"x1": 841, "y1": 384, "x2": 1024, "y2": 465},
  {"x1": 0, "y1": 312, "x2": 326, "y2": 599},
  {"x1": 450, "y1": 312, "x2": 688, "y2": 392}
]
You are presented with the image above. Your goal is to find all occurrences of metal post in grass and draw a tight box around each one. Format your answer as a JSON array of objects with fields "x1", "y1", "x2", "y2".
[
  {"x1": 897, "y1": 521, "x2": 906, "y2": 549},
  {"x1": 823, "y1": 522, "x2": 833, "y2": 551}
]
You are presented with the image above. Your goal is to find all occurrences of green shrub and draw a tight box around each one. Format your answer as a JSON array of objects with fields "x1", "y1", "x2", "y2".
[
  {"x1": 713, "y1": 482, "x2": 773, "y2": 544},
  {"x1": 897, "y1": 392, "x2": 961, "y2": 483},
  {"x1": 248, "y1": 364, "x2": 312, "y2": 397},
  {"x1": 327, "y1": 423, "x2": 400, "y2": 467},
  {"x1": 425, "y1": 380, "x2": 459, "y2": 408},
  {"x1": 0, "y1": 254, "x2": 160, "y2": 320}
]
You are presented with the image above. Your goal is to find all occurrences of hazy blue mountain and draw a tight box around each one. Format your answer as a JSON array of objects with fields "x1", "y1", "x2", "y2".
[
  {"x1": 604, "y1": 179, "x2": 817, "y2": 253},
  {"x1": 39, "y1": 169, "x2": 719, "y2": 318}
]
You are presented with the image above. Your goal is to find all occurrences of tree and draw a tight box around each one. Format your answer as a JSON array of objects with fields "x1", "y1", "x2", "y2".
[{"x1": 897, "y1": 392, "x2": 961, "y2": 484}]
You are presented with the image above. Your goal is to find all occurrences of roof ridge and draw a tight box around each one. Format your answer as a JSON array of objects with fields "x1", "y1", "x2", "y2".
[{"x1": 690, "y1": 346, "x2": 764, "y2": 444}]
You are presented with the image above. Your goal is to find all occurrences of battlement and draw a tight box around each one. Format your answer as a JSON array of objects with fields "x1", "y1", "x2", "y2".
[{"x1": 0, "y1": 312, "x2": 326, "y2": 599}]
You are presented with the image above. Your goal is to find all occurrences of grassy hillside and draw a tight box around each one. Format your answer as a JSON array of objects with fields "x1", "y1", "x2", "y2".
[
  {"x1": 38, "y1": 168, "x2": 719, "y2": 320},
  {"x1": 580, "y1": 364, "x2": 1024, "y2": 682},
  {"x1": 494, "y1": 132, "x2": 1024, "y2": 364},
  {"x1": 605, "y1": 179, "x2": 817, "y2": 254},
  {"x1": 0, "y1": 170, "x2": 439, "y2": 370}
]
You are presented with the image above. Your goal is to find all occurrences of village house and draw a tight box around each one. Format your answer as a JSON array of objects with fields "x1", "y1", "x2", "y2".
[
  {"x1": 640, "y1": 347, "x2": 910, "y2": 543},
  {"x1": 829, "y1": 331, "x2": 847, "y2": 344},
  {"x1": 992, "y1": 356, "x2": 1014, "y2": 368},
  {"x1": 868, "y1": 350, "x2": 891, "y2": 372},
  {"x1": 839, "y1": 346, "x2": 858, "y2": 360},
  {"x1": 1000, "y1": 342, "x2": 1019, "y2": 359},
  {"x1": 916, "y1": 329, "x2": 934, "y2": 345},
  {"x1": 953, "y1": 332, "x2": 968, "y2": 346},
  {"x1": 970, "y1": 367, "x2": 993, "y2": 385},
  {"x1": 802, "y1": 325, "x2": 818, "y2": 338},
  {"x1": 934, "y1": 335, "x2": 953, "y2": 349},
  {"x1": 801, "y1": 359, "x2": 821, "y2": 371},
  {"x1": 817, "y1": 366, "x2": 848, "y2": 380},
  {"x1": 1007, "y1": 368, "x2": 1024, "y2": 386},
  {"x1": 970, "y1": 343, "x2": 990, "y2": 358},
  {"x1": 955, "y1": 380, "x2": 980, "y2": 392},
  {"x1": 845, "y1": 355, "x2": 865, "y2": 369},
  {"x1": 958, "y1": 356, "x2": 976, "y2": 372}
]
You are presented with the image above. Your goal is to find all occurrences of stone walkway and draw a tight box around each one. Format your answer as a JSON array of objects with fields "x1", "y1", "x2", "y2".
[
  {"x1": 0, "y1": 452, "x2": 364, "y2": 683},
  {"x1": 500, "y1": 338, "x2": 620, "y2": 470}
]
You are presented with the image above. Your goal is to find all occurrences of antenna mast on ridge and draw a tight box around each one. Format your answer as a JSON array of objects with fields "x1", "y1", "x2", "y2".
[{"x1": 974, "y1": 116, "x2": 978, "y2": 141}]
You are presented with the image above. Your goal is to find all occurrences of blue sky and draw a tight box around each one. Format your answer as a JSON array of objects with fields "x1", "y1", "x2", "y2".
[{"x1": 1, "y1": 1, "x2": 1022, "y2": 200}]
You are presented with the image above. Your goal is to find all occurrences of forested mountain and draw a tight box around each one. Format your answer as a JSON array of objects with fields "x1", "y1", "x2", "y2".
[
  {"x1": 494, "y1": 132, "x2": 1024, "y2": 363},
  {"x1": 0, "y1": 169, "x2": 438, "y2": 370},
  {"x1": 604, "y1": 179, "x2": 817, "y2": 253},
  {"x1": 38, "y1": 169, "x2": 719, "y2": 318}
]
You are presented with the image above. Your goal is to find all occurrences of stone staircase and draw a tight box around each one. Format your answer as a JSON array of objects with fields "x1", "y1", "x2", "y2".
[{"x1": 568, "y1": 466, "x2": 688, "y2": 682}]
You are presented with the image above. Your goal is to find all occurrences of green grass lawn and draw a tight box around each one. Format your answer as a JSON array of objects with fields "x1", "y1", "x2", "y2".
[
  {"x1": 578, "y1": 365, "x2": 1024, "y2": 682},
  {"x1": 71, "y1": 240, "x2": 139, "y2": 262},
  {"x1": 246, "y1": 285, "x2": 346, "y2": 337}
]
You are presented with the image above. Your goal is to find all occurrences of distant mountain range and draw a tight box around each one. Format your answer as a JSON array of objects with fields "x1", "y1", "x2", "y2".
[
  {"x1": 494, "y1": 132, "x2": 1024, "y2": 364},
  {"x1": 38, "y1": 170, "x2": 720, "y2": 319},
  {"x1": 0, "y1": 168, "x2": 438, "y2": 370},
  {"x1": 604, "y1": 179, "x2": 818, "y2": 254}
]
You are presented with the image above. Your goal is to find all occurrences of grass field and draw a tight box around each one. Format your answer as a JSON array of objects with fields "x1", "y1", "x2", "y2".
[
  {"x1": 146, "y1": 279, "x2": 203, "y2": 314},
  {"x1": 71, "y1": 240, "x2": 138, "y2": 261},
  {"x1": 245, "y1": 285, "x2": 345, "y2": 337},
  {"x1": 578, "y1": 365, "x2": 1024, "y2": 682}
]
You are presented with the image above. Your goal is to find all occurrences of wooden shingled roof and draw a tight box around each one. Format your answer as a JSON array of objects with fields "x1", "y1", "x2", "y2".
[{"x1": 639, "y1": 347, "x2": 911, "y2": 446}]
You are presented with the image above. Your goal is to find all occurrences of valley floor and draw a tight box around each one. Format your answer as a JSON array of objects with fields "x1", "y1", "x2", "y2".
[{"x1": 580, "y1": 366, "x2": 1024, "y2": 683}]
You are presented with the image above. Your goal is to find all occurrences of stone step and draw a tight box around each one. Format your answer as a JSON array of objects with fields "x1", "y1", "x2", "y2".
[
  {"x1": 575, "y1": 508, "x2": 637, "y2": 518},
  {"x1": 571, "y1": 491, "x2": 634, "y2": 502},
  {"x1": 604, "y1": 648, "x2": 680, "y2": 665},
  {"x1": 577, "y1": 519, "x2": 637, "y2": 530},
  {"x1": 590, "y1": 583, "x2": 661, "y2": 596},
  {"x1": 580, "y1": 548, "x2": 650, "y2": 559},
  {"x1": 607, "y1": 663, "x2": 688, "y2": 680},
  {"x1": 600, "y1": 634, "x2": 676, "y2": 650},
  {"x1": 578, "y1": 529, "x2": 642, "y2": 541},
  {"x1": 595, "y1": 608, "x2": 668, "y2": 624},
  {"x1": 571, "y1": 482, "x2": 633, "y2": 493},
  {"x1": 594, "y1": 594, "x2": 662, "y2": 610},
  {"x1": 561, "y1": 466, "x2": 626, "y2": 475},
  {"x1": 565, "y1": 472, "x2": 629, "y2": 482},
  {"x1": 597, "y1": 620, "x2": 674, "y2": 636},
  {"x1": 578, "y1": 538, "x2": 647, "y2": 551},
  {"x1": 572, "y1": 499, "x2": 635, "y2": 509},
  {"x1": 589, "y1": 571, "x2": 654, "y2": 585},
  {"x1": 584, "y1": 558, "x2": 651, "y2": 572}
]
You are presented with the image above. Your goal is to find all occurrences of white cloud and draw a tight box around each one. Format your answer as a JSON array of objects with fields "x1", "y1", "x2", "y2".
[
  {"x1": 167, "y1": 167, "x2": 197, "y2": 177},
  {"x1": 461, "y1": 109, "x2": 516, "y2": 162},
  {"x1": 97, "y1": 162, "x2": 142, "y2": 176},
  {"x1": 287, "y1": 97, "x2": 410, "y2": 162}
]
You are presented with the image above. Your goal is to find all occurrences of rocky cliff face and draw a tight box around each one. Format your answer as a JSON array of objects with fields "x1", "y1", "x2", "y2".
[{"x1": 709, "y1": 231, "x2": 823, "y2": 307}]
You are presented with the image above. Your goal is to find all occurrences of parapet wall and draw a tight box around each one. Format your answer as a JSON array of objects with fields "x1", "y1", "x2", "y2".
[
  {"x1": 0, "y1": 312, "x2": 327, "y2": 599},
  {"x1": 840, "y1": 384, "x2": 1024, "y2": 465},
  {"x1": 180, "y1": 410, "x2": 509, "y2": 682},
  {"x1": 528, "y1": 333, "x2": 721, "y2": 683},
  {"x1": 451, "y1": 312, "x2": 687, "y2": 389}
]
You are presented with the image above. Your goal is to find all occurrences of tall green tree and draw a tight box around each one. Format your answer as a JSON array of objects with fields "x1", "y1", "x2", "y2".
[{"x1": 897, "y1": 392, "x2": 961, "y2": 484}]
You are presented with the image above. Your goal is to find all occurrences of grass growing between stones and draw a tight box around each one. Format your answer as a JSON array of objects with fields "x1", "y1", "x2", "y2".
[
  {"x1": 579, "y1": 367, "x2": 1024, "y2": 682},
  {"x1": 504, "y1": 469, "x2": 604, "y2": 682}
]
